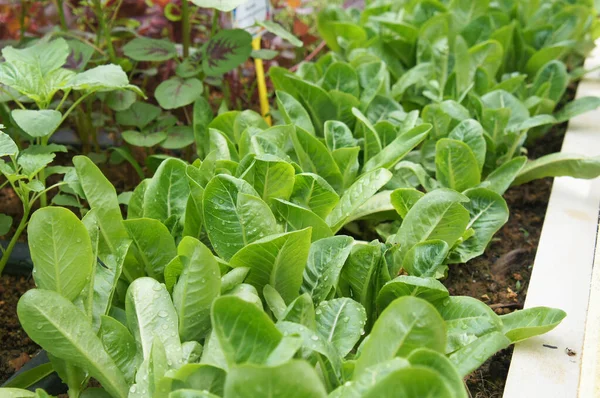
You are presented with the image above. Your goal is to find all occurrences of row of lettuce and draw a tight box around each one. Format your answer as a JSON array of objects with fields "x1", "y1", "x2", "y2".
[{"x1": 2, "y1": 0, "x2": 600, "y2": 397}]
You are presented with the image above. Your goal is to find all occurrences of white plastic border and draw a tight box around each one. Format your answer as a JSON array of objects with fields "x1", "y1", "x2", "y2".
[{"x1": 503, "y1": 42, "x2": 600, "y2": 397}]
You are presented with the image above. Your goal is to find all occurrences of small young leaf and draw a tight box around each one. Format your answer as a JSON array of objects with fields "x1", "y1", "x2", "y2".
[
  {"x1": 257, "y1": 21, "x2": 303, "y2": 47},
  {"x1": 500, "y1": 307, "x2": 566, "y2": 343}
]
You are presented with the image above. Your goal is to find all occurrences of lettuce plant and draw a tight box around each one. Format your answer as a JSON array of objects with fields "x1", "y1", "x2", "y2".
[{"x1": 0, "y1": 156, "x2": 566, "y2": 397}]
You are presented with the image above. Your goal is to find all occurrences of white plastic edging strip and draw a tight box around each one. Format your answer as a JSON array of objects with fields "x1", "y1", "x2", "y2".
[
  {"x1": 579, "y1": 221, "x2": 600, "y2": 397},
  {"x1": 503, "y1": 41, "x2": 600, "y2": 397}
]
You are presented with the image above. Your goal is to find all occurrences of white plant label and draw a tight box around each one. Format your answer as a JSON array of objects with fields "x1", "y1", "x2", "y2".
[{"x1": 232, "y1": 0, "x2": 272, "y2": 37}]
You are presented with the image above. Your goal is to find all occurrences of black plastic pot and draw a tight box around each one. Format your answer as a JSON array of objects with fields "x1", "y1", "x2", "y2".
[
  {"x1": 1, "y1": 351, "x2": 67, "y2": 394},
  {"x1": 1, "y1": 243, "x2": 67, "y2": 394}
]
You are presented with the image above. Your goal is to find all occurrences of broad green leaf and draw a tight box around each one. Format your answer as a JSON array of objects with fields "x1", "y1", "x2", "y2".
[
  {"x1": 162, "y1": 126, "x2": 195, "y2": 149},
  {"x1": 301, "y1": 236, "x2": 354, "y2": 302},
  {"x1": 321, "y1": 62, "x2": 360, "y2": 97},
  {"x1": 326, "y1": 168, "x2": 392, "y2": 232},
  {"x1": 212, "y1": 296, "x2": 281, "y2": 365},
  {"x1": 123, "y1": 37, "x2": 177, "y2": 61},
  {"x1": 291, "y1": 127, "x2": 344, "y2": 192},
  {"x1": 116, "y1": 102, "x2": 161, "y2": 129},
  {"x1": 0, "y1": 388, "x2": 36, "y2": 397},
  {"x1": 500, "y1": 307, "x2": 566, "y2": 343},
  {"x1": 233, "y1": 110, "x2": 268, "y2": 142},
  {"x1": 316, "y1": 298, "x2": 366, "y2": 357},
  {"x1": 450, "y1": 188, "x2": 508, "y2": 263},
  {"x1": 169, "y1": 390, "x2": 219, "y2": 398},
  {"x1": 2, "y1": 38, "x2": 69, "y2": 72},
  {"x1": 290, "y1": 173, "x2": 340, "y2": 219},
  {"x1": 202, "y1": 29, "x2": 252, "y2": 76},
  {"x1": 241, "y1": 156, "x2": 295, "y2": 202},
  {"x1": 123, "y1": 218, "x2": 177, "y2": 281},
  {"x1": 11, "y1": 109, "x2": 62, "y2": 138},
  {"x1": 17, "y1": 152, "x2": 55, "y2": 177},
  {"x1": 363, "y1": 124, "x2": 431, "y2": 173},
  {"x1": 436, "y1": 296, "x2": 502, "y2": 354},
  {"x1": 126, "y1": 278, "x2": 183, "y2": 367},
  {"x1": 275, "y1": 321, "x2": 342, "y2": 384},
  {"x1": 18, "y1": 290, "x2": 129, "y2": 398},
  {"x1": 272, "y1": 199, "x2": 333, "y2": 242},
  {"x1": 407, "y1": 349, "x2": 468, "y2": 398},
  {"x1": 448, "y1": 331, "x2": 510, "y2": 377},
  {"x1": 66, "y1": 64, "x2": 139, "y2": 94},
  {"x1": 193, "y1": 97, "x2": 214, "y2": 158},
  {"x1": 435, "y1": 138, "x2": 481, "y2": 192},
  {"x1": 377, "y1": 276, "x2": 449, "y2": 312},
  {"x1": 390, "y1": 188, "x2": 425, "y2": 219},
  {"x1": 122, "y1": 130, "x2": 167, "y2": 147},
  {"x1": 188, "y1": 0, "x2": 248, "y2": 11},
  {"x1": 276, "y1": 90, "x2": 315, "y2": 135},
  {"x1": 483, "y1": 156, "x2": 527, "y2": 195},
  {"x1": 389, "y1": 189, "x2": 469, "y2": 268},
  {"x1": 0, "y1": 131, "x2": 18, "y2": 157},
  {"x1": 448, "y1": 119, "x2": 486, "y2": 171},
  {"x1": 555, "y1": 96, "x2": 600, "y2": 123},
  {"x1": 329, "y1": 357, "x2": 409, "y2": 398},
  {"x1": 340, "y1": 241, "x2": 383, "y2": 319},
  {"x1": 354, "y1": 296, "x2": 446, "y2": 377},
  {"x1": 280, "y1": 293, "x2": 316, "y2": 328},
  {"x1": 28, "y1": 207, "x2": 93, "y2": 301},
  {"x1": 401, "y1": 240, "x2": 449, "y2": 278},
  {"x1": 173, "y1": 237, "x2": 220, "y2": 341},
  {"x1": 531, "y1": 60, "x2": 568, "y2": 102},
  {"x1": 0, "y1": 213, "x2": 12, "y2": 235},
  {"x1": 257, "y1": 21, "x2": 303, "y2": 47},
  {"x1": 171, "y1": 363, "x2": 226, "y2": 394},
  {"x1": 353, "y1": 107, "x2": 382, "y2": 164},
  {"x1": 270, "y1": 67, "x2": 336, "y2": 136},
  {"x1": 264, "y1": 284, "x2": 287, "y2": 320},
  {"x1": 481, "y1": 90, "x2": 529, "y2": 130},
  {"x1": 106, "y1": 90, "x2": 137, "y2": 112},
  {"x1": 143, "y1": 158, "x2": 190, "y2": 225},
  {"x1": 346, "y1": 190, "x2": 396, "y2": 223},
  {"x1": 155, "y1": 77, "x2": 203, "y2": 109},
  {"x1": 512, "y1": 153, "x2": 600, "y2": 186},
  {"x1": 203, "y1": 175, "x2": 279, "y2": 260},
  {"x1": 99, "y1": 315, "x2": 137, "y2": 383},
  {"x1": 224, "y1": 360, "x2": 327, "y2": 398},
  {"x1": 229, "y1": 229, "x2": 311, "y2": 303},
  {"x1": 324, "y1": 121, "x2": 357, "y2": 151},
  {"x1": 525, "y1": 45, "x2": 569, "y2": 76}
]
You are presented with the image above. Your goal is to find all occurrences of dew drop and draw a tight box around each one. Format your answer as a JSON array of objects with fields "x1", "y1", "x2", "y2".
[
  {"x1": 158, "y1": 310, "x2": 168, "y2": 317},
  {"x1": 152, "y1": 284, "x2": 162, "y2": 292},
  {"x1": 315, "y1": 308, "x2": 322, "y2": 315},
  {"x1": 311, "y1": 335, "x2": 319, "y2": 341},
  {"x1": 130, "y1": 386, "x2": 137, "y2": 393},
  {"x1": 343, "y1": 316, "x2": 350, "y2": 323},
  {"x1": 442, "y1": 299, "x2": 450, "y2": 306}
]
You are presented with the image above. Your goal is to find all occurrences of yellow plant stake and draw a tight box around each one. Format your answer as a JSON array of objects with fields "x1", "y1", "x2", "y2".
[{"x1": 252, "y1": 37, "x2": 272, "y2": 126}]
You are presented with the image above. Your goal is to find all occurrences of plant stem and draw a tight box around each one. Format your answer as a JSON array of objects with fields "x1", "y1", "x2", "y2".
[
  {"x1": 0, "y1": 203, "x2": 30, "y2": 275},
  {"x1": 93, "y1": 0, "x2": 118, "y2": 63},
  {"x1": 55, "y1": 0, "x2": 68, "y2": 31},
  {"x1": 19, "y1": 1, "x2": 28, "y2": 41},
  {"x1": 211, "y1": 9, "x2": 220, "y2": 36},
  {"x1": 181, "y1": 0, "x2": 191, "y2": 58}
]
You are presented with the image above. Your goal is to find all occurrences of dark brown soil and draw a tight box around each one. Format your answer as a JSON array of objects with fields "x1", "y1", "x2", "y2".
[
  {"x1": 445, "y1": 124, "x2": 566, "y2": 397},
  {"x1": 0, "y1": 275, "x2": 37, "y2": 383}
]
